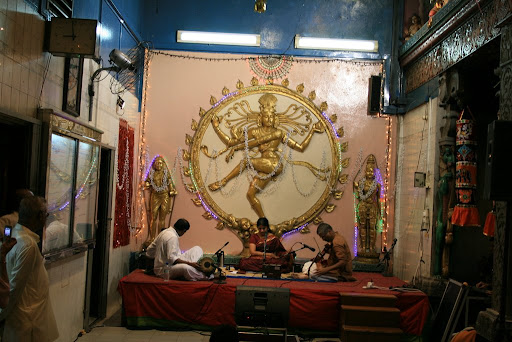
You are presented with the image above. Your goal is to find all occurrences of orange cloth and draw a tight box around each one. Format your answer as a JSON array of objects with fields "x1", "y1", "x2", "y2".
[
  {"x1": 483, "y1": 211, "x2": 496, "y2": 237},
  {"x1": 451, "y1": 328, "x2": 477, "y2": 342},
  {"x1": 451, "y1": 206, "x2": 480, "y2": 227}
]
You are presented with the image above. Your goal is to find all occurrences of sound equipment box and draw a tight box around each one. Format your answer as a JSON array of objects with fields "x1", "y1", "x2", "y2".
[
  {"x1": 368, "y1": 75, "x2": 382, "y2": 114},
  {"x1": 235, "y1": 286, "x2": 290, "y2": 328}
]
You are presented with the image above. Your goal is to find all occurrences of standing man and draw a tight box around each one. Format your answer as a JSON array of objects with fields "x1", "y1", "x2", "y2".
[
  {"x1": 0, "y1": 196, "x2": 59, "y2": 341},
  {"x1": 146, "y1": 218, "x2": 211, "y2": 281},
  {"x1": 0, "y1": 189, "x2": 34, "y2": 235},
  {"x1": 298, "y1": 223, "x2": 356, "y2": 282}
]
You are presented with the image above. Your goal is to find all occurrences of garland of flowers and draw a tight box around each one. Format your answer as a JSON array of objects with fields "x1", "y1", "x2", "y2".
[
  {"x1": 148, "y1": 167, "x2": 170, "y2": 193},
  {"x1": 290, "y1": 149, "x2": 328, "y2": 197},
  {"x1": 117, "y1": 139, "x2": 130, "y2": 191},
  {"x1": 213, "y1": 150, "x2": 246, "y2": 197},
  {"x1": 357, "y1": 176, "x2": 378, "y2": 201},
  {"x1": 244, "y1": 125, "x2": 291, "y2": 181}
]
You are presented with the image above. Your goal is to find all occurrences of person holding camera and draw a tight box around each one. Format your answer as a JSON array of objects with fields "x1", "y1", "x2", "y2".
[
  {"x1": 0, "y1": 196, "x2": 58, "y2": 341},
  {"x1": 0, "y1": 189, "x2": 33, "y2": 237}
]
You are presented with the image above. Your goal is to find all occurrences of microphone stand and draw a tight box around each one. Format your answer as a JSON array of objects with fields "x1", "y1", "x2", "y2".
[
  {"x1": 262, "y1": 231, "x2": 268, "y2": 266},
  {"x1": 381, "y1": 238, "x2": 397, "y2": 277},
  {"x1": 214, "y1": 242, "x2": 229, "y2": 268}
]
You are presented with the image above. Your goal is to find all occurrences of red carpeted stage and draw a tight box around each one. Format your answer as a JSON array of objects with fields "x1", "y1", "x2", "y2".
[{"x1": 118, "y1": 269, "x2": 429, "y2": 336}]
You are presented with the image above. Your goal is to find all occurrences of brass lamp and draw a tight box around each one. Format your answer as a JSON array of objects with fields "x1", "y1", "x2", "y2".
[{"x1": 254, "y1": 0, "x2": 266, "y2": 13}]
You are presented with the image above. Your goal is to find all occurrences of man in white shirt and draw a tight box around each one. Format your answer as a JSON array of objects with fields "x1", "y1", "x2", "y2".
[
  {"x1": 0, "y1": 189, "x2": 34, "y2": 237},
  {"x1": 0, "y1": 196, "x2": 59, "y2": 342},
  {"x1": 146, "y1": 218, "x2": 211, "y2": 281}
]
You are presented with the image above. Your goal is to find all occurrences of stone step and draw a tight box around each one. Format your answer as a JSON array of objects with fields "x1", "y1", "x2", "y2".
[
  {"x1": 339, "y1": 292, "x2": 397, "y2": 308},
  {"x1": 340, "y1": 305, "x2": 401, "y2": 328},
  {"x1": 341, "y1": 325, "x2": 403, "y2": 342}
]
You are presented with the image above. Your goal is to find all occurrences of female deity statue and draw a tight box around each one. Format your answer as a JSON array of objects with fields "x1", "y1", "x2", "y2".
[
  {"x1": 144, "y1": 156, "x2": 177, "y2": 248},
  {"x1": 208, "y1": 93, "x2": 324, "y2": 218},
  {"x1": 353, "y1": 154, "x2": 381, "y2": 258}
]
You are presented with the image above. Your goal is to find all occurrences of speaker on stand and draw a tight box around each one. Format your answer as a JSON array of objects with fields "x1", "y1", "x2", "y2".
[{"x1": 368, "y1": 75, "x2": 382, "y2": 115}]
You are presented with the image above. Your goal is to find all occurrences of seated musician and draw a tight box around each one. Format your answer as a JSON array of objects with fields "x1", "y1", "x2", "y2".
[
  {"x1": 298, "y1": 223, "x2": 356, "y2": 282},
  {"x1": 146, "y1": 218, "x2": 212, "y2": 281},
  {"x1": 238, "y1": 217, "x2": 293, "y2": 272}
]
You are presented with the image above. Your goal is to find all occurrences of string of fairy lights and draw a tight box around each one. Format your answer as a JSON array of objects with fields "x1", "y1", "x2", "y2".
[{"x1": 134, "y1": 49, "x2": 393, "y2": 252}]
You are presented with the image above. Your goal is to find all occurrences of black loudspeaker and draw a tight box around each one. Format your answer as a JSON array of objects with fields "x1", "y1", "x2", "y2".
[
  {"x1": 483, "y1": 120, "x2": 512, "y2": 200},
  {"x1": 235, "y1": 286, "x2": 290, "y2": 328},
  {"x1": 368, "y1": 75, "x2": 382, "y2": 114}
]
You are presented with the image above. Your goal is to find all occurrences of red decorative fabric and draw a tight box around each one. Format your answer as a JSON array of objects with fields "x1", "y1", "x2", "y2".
[
  {"x1": 118, "y1": 269, "x2": 429, "y2": 335},
  {"x1": 451, "y1": 206, "x2": 480, "y2": 227},
  {"x1": 483, "y1": 211, "x2": 496, "y2": 237},
  {"x1": 113, "y1": 119, "x2": 134, "y2": 248}
]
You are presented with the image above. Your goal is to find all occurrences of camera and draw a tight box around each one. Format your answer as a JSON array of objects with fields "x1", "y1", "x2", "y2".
[{"x1": 4, "y1": 226, "x2": 12, "y2": 238}]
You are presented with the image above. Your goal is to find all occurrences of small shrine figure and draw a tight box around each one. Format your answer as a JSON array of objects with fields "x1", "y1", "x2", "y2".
[
  {"x1": 353, "y1": 154, "x2": 381, "y2": 260},
  {"x1": 143, "y1": 156, "x2": 177, "y2": 249},
  {"x1": 404, "y1": 14, "x2": 422, "y2": 41}
]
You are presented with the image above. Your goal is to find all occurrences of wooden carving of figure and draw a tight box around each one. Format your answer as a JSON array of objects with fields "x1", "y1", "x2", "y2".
[
  {"x1": 353, "y1": 155, "x2": 381, "y2": 258},
  {"x1": 404, "y1": 14, "x2": 422, "y2": 41},
  {"x1": 143, "y1": 156, "x2": 177, "y2": 249},
  {"x1": 435, "y1": 146, "x2": 455, "y2": 275}
]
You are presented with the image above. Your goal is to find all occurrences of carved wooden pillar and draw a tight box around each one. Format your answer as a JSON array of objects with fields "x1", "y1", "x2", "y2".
[
  {"x1": 435, "y1": 70, "x2": 460, "y2": 276},
  {"x1": 476, "y1": 12, "x2": 512, "y2": 341}
]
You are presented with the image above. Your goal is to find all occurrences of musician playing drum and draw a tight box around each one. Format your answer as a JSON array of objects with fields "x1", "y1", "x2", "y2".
[
  {"x1": 146, "y1": 218, "x2": 213, "y2": 281},
  {"x1": 297, "y1": 223, "x2": 356, "y2": 282}
]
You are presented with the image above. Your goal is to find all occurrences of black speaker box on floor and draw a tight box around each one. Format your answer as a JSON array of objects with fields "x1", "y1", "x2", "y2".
[
  {"x1": 235, "y1": 286, "x2": 290, "y2": 328},
  {"x1": 368, "y1": 75, "x2": 382, "y2": 114},
  {"x1": 483, "y1": 120, "x2": 512, "y2": 200}
]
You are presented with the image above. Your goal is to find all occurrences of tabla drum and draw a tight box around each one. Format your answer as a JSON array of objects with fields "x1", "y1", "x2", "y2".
[{"x1": 198, "y1": 257, "x2": 216, "y2": 276}]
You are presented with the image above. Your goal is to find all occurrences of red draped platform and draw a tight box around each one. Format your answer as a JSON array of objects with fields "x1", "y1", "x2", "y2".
[{"x1": 118, "y1": 269, "x2": 429, "y2": 336}]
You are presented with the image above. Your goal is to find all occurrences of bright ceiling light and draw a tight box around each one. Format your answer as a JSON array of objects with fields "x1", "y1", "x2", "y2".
[
  {"x1": 177, "y1": 30, "x2": 260, "y2": 47},
  {"x1": 294, "y1": 35, "x2": 378, "y2": 52}
]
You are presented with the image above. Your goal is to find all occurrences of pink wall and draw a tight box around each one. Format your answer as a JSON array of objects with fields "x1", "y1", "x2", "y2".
[{"x1": 140, "y1": 50, "x2": 395, "y2": 260}]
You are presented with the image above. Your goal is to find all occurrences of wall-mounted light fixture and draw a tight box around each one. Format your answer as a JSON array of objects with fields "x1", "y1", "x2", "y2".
[
  {"x1": 177, "y1": 30, "x2": 260, "y2": 47},
  {"x1": 254, "y1": 0, "x2": 266, "y2": 13},
  {"x1": 117, "y1": 95, "x2": 125, "y2": 109},
  {"x1": 294, "y1": 35, "x2": 378, "y2": 52}
]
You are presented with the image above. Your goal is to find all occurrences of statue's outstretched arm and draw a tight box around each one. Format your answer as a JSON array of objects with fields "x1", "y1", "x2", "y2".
[
  {"x1": 211, "y1": 115, "x2": 242, "y2": 147},
  {"x1": 287, "y1": 122, "x2": 324, "y2": 152}
]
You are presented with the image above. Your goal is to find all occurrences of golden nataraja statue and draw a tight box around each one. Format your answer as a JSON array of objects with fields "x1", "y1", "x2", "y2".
[{"x1": 207, "y1": 93, "x2": 325, "y2": 217}]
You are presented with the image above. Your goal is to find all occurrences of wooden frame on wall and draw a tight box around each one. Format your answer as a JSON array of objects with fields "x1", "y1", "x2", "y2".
[{"x1": 63, "y1": 56, "x2": 84, "y2": 117}]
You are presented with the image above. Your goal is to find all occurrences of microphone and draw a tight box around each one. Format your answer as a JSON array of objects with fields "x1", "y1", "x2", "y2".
[
  {"x1": 214, "y1": 241, "x2": 229, "y2": 255},
  {"x1": 301, "y1": 243, "x2": 316, "y2": 252}
]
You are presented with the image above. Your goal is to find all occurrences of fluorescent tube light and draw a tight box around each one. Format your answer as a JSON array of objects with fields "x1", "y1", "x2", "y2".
[
  {"x1": 177, "y1": 30, "x2": 260, "y2": 47},
  {"x1": 295, "y1": 35, "x2": 378, "y2": 52}
]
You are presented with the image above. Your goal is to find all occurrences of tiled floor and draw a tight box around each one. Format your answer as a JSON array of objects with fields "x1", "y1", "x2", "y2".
[
  {"x1": 75, "y1": 326, "x2": 341, "y2": 342},
  {"x1": 77, "y1": 326, "x2": 211, "y2": 342}
]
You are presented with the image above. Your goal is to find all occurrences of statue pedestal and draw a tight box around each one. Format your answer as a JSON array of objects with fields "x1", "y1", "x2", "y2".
[
  {"x1": 355, "y1": 251, "x2": 380, "y2": 264},
  {"x1": 354, "y1": 252, "x2": 383, "y2": 273}
]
